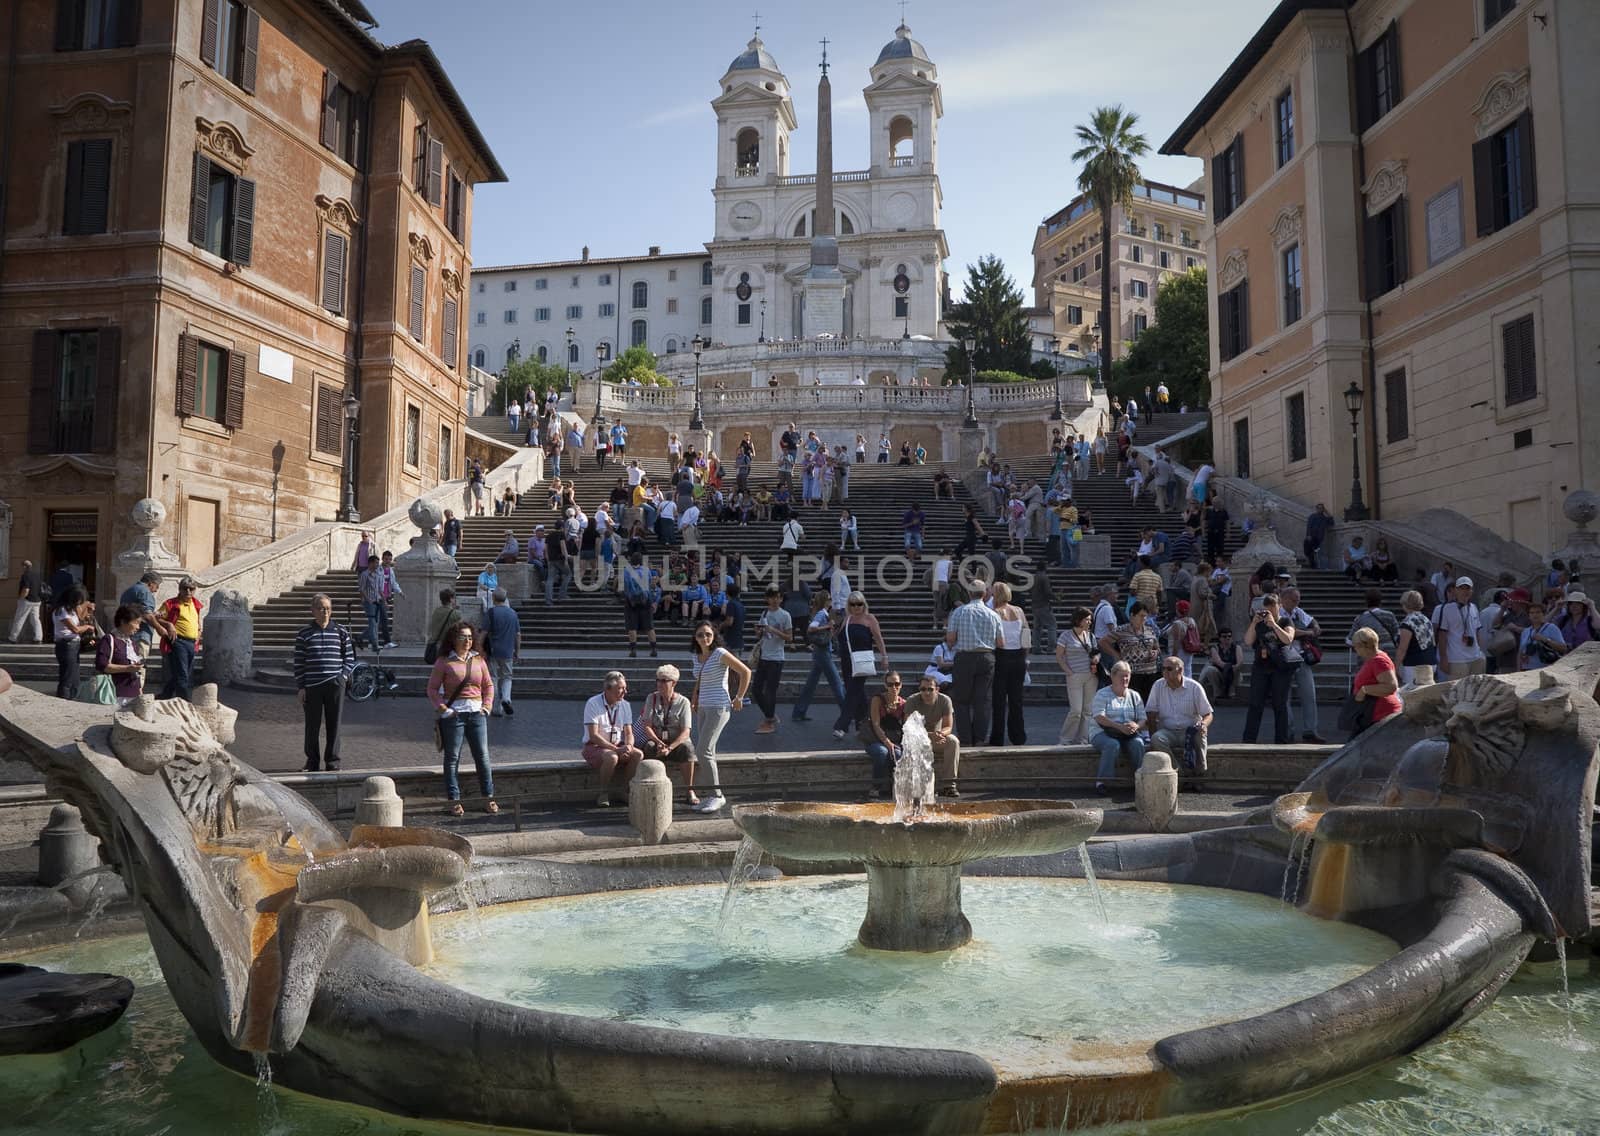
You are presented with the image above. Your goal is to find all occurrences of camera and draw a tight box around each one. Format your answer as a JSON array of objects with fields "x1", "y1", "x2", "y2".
[{"x1": 1463, "y1": 636, "x2": 1475, "y2": 647}]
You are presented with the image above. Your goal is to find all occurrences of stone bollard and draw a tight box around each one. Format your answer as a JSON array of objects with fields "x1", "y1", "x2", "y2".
[
  {"x1": 38, "y1": 804, "x2": 102, "y2": 903},
  {"x1": 628, "y1": 759, "x2": 673, "y2": 845},
  {"x1": 392, "y1": 499, "x2": 459, "y2": 646},
  {"x1": 353, "y1": 776, "x2": 404, "y2": 827},
  {"x1": 199, "y1": 588, "x2": 253, "y2": 687},
  {"x1": 1134, "y1": 749, "x2": 1179, "y2": 833}
]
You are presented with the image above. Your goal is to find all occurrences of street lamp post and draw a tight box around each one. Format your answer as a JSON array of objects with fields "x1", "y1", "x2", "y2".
[
  {"x1": 592, "y1": 343, "x2": 607, "y2": 434},
  {"x1": 1343, "y1": 380, "x2": 1370, "y2": 521},
  {"x1": 689, "y1": 335, "x2": 705, "y2": 432},
  {"x1": 1048, "y1": 334, "x2": 1063, "y2": 421},
  {"x1": 961, "y1": 335, "x2": 978, "y2": 428},
  {"x1": 338, "y1": 392, "x2": 361, "y2": 523},
  {"x1": 563, "y1": 326, "x2": 574, "y2": 394},
  {"x1": 1089, "y1": 327, "x2": 1104, "y2": 390},
  {"x1": 758, "y1": 298, "x2": 767, "y2": 344}
]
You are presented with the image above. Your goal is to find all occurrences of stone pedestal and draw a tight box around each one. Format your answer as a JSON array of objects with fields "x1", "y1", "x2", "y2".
[
  {"x1": 1553, "y1": 489, "x2": 1600, "y2": 576},
  {"x1": 1227, "y1": 493, "x2": 1305, "y2": 633},
  {"x1": 859, "y1": 863, "x2": 971, "y2": 952},
  {"x1": 1134, "y1": 749, "x2": 1179, "y2": 833},
  {"x1": 391, "y1": 499, "x2": 459, "y2": 647},
  {"x1": 1077, "y1": 533, "x2": 1112, "y2": 570},
  {"x1": 497, "y1": 563, "x2": 531, "y2": 603},
  {"x1": 200, "y1": 589, "x2": 252, "y2": 687},
  {"x1": 958, "y1": 425, "x2": 985, "y2": 470},
  {"x1": 38, "y1": 804, "x2": 101, "y2": 902},
  {"x1": 628, "y1": 759, "x2": 673, "y2": 845},
  {"x1": 354, "y1": 776, "x2": 404, "y2": 827},
  {"x1": 111, "y1": 498, "x2": 185, "y2": 609}
]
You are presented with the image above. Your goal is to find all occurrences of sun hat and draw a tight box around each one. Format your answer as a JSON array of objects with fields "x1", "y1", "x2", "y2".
[{"x1": 1455, "y1": 576, "x2": 1475, "y2": 588}]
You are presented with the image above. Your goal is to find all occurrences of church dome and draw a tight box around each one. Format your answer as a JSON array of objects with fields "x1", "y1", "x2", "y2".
[
  {"x1": 875, "y1": 22, "x2": 930, "y2": 65},
  {"x1": 728, "y1": 35, "x2": 782, "y2": 73}
]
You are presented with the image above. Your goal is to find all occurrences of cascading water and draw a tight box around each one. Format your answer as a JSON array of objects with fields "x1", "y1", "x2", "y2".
[
  {"x1": 0, "y1": 864, "x2": 120, "y2": 939},
  {"x1": 1076, "y1": 845, "x2": 1107, "y2": 926},
  {"x1": 714, "y1": 837, "x2": 766, "y2": 943},
  {"x1": 1279, "y1": 831, "x2": 1306, "y2": 906},
  {"x1": 253, "y1": 1052, "x2": 282, "y2": 1132},
  {"x1": 893, "y1": 715, "x2": 937, "y2": 823}
]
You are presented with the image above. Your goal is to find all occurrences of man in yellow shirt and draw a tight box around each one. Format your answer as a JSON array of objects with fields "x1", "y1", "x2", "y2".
[
  {"x1": 158, "y1": 577, "x2": 204, "y2": 700},
  {"x1": 1129, "y1": 556, "x2": 1165, "y2": 615}
]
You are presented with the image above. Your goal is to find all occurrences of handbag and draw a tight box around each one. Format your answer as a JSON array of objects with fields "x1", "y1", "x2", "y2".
[
  {"x1": 1488, "y1": 628, "x2": 1517, "y2": 657},
  {"x1": 433, "y1": 665, "x2": 478, "y2": 751},
  {"x1": 1336, "y1": 690, "x2": 1373, "y2": 737},
  {"x1": 1301, "y1": 638, "x2": 1324, "y2": 666},
  {"x1": 850, "y1": 648, "x2": 878, "y2": 676},
  {"x1": 746, "y1": 634, "x2": 765, "y2": 668},
  {"x1": 79, "y1": 673, "x2": 116, "y2": 705}
]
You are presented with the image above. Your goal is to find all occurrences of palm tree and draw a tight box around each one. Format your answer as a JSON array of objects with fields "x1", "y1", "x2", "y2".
[{"x1": 1071, "y1": 105, "x2": 1149, "y2": 391}]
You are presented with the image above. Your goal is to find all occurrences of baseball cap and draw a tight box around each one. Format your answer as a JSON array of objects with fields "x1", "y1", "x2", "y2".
[
  {"x1": 1455, "y1": 576, "x2": 1474, "y2": 588},
  {"x1": 1507, "y1": 587, "x2": 1531, "y2": 604}
]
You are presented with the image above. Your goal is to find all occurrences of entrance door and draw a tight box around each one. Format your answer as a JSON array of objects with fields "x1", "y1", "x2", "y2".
[
  {"x1": 46, "y1": 510, "x2": 98, "y2": 598},
  {"x1": 186, "y1": 498, "x2": 220, "y2": 569}
]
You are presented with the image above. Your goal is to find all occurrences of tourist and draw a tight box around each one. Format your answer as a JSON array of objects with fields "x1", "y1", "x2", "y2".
[
  {"x1": 1147, "y1": 656, "x2": 1214, "y2": 774},
  {"x1": 1099, "y1": 601, "x2": 1162, "y2": 700},
  {"x1": 1436, "y1": 577, "x2": 1486, "y2": 679},
  {"x1": 425, "y1": 589, "x2": 462, "y2": 664},
  {"x1": 546, "y1": 430, "x2": 563, "y2": 478},
  {"x1": 1346, "y1": 627, "x2": 1402, "y2": 737},
  {"x1": 1129, "y1": 556, "x2": 1164, "y2": 616},
  {"x1": 118, "y1": 570, "x2": 166, "y2": 657},
  {"x1": 1054, "y1": 607, "x2": 1098, "y2": 744},
  {"x1": 545, "y1": 529, "x2": 571, "y2": 605},
  {"x1": 862, "y1": 672, "x2": 909, "y2": 799},
  {"x1": 1166, "y1": 599, "x2": 1201, "y2": 678},
  {"x1": 925, "y1": 639, "x2": 955, "y2": 687},
  {"x1": 689, "y1": 622, "x2": 751, "y2": 812},
  {"x1": 617, "y1": 554, "x2": 658, "y2": 659},
  {"x1": 96, "y1": 604, "x2": 148, "y2": 709},
  {"x1": 1348, "y1": 588, "x2": 1400, "y2": 654},
  {"x1": 468, "y1": 459, "x2": 487, "y2": 516},
  {"x1": 1027, "y1": 569, "x2": 1056, "y2": 656},
  {"x1": 378, "y1": 552, "x2": 401, "y2": 645},
  {"x1": 441, "y1": 510, "x2": 461, "y2": 559},
  {"x1": 1370, "y1": 537, "x2": 1399, "y2": 581},
  {"x1": 580, "y1": 670, "x2": 642, "y2": 809},
  {"x1": 1555, "y1": 591, "x2": 1600, "y2": 650},
  {"x1": 878, "y1": 432, "x2": 891, "y2": 463},
  {"x1": 898, "y1": 440, "x2": 913, "y2": 465},
  {"x1": 793, "y1": 592, "x2": 844, "y2": 722},
  {"x1": 7, "y1": 559, "x2": 43, "y2": 644},
  {"x1": 1202, "y1": 500, "x2": 1229, "y2": 564},
  {"x1": 351, "y1": 529, "x2": 374, "y2": 572},
  {"x1": 751, "y1": 586, "x2": 793, "y2": 734},
  {"x1": 157, "y1": 578, "x2": 203, "y2": 700},
  {"x1": 1394, "y1": 591, "x2": 1437, "y2": 686},
  {"x1": 834, "y1": 592, "x2": 889, "y2": 739},
  {"x1": 930, "y1": 548, "x2": 953, "y2": 629},
  {"x1": 610, "y1": 418, "x2": 628, "y2": 459},
  {"x1": 1342, "y1": 536, "x2": 1374, "y2": 581},
  {"x1": 1302, "y1": 503, "x2": 1334, "y2": 569},
  {"x1": 955, "y1": 504, "x2": 985, "y2": 560},
  {"x1": 780, "y1": 512, "x2": 804, "y2": 551},
  {"x1": 1199, "y1": 628, "x2": 1242, "y2": 701},
  {"x1": 481, "y1": 589, "x2": 521, "y2": 717},
  {"x1": 855, "y1": 434, "x2": 867, "y2": 463},
  {"x1": 1089, "y1": 661, "x2": 1146, "y2": 792},
  {"x1": 902, "y1": 502, "x2": 926, "y2": 552},
  {"x1": 496, "y1": 530, "x2": 520, "y2": 564},
  {"x1": 638, "y1": 664, "x2": 700, "y2": 807},
  {"x1": 1242, "y1": 594, "x2": 1296, "y2": 744},
  {"x1": 1279, "y1": 587, "x2": 1326, "y2": 743},
  {"x1": 1519, "y1": 600, "x2": 1568, "y2": 670},
  {"x1": 1430, "y1": 562, "x2": 1457, "y2": 607},
  {"x1": 903, "y1": 671, "x2": 960, "y2": 796},
  {"x1": 945, "y1": 582, "x2": 1002, "y2": 745},
  {"x1": 474, "y1": 562, "x2": 498, "y2": 616},
  {"x1": 293, "y1": 593, "x2": 356, "y2": 771},
  {"x1": 839, "y1": 508, "x2": 860, "y2": 551},
  {"x1": 988, "y1": 582, "x2": 1030, "y2": 746},
  {"x1": 508, "y1": 398, "x2": 521, "y2": 434},
  {"x1": 428, "y1": 624, "x2": 498, "y2": 817},
  {"x1": 49, "y1": 585, "x2": 93, "y2": 701}
]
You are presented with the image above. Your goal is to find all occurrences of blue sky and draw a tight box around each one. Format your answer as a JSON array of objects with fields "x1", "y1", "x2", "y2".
[{"x1": 369, "y1": 0, "x2": 1279, "y2": 296}]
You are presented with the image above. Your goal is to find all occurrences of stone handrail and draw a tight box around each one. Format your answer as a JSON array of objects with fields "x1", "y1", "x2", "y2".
[{"x1": 580, "y1": 379, "x2": 1093, "y2": 419}]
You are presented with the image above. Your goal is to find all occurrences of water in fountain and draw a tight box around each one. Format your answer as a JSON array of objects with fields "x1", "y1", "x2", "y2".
[
  {"x1": 1292, "y1": 839, "x2": 1313, "y2": 907},
  {"x1": 1279, "y1": 831, "x2": 1306, "y2": 906},
  {"x1": 1075, "y1": 845, "x2": 1107, "y2": 926},
  {"x1": 444, "y1": 882, "x2": 483, "y2": 940},
  {"x1": 253, "y1": 1053, "x2": 282, "y2": 1132},
  {"x1": 0, "y1": 865, "x2": 121, "y2": 939},
  {"x1": 893, "y1": 714, "x2": 936, "y2": 822},
  {"x1": 714, "y1": 837, "x2": 765, "y2": 942},
  {"x1": 73, "y1": 885, "x2": 114, "y2": 940}
]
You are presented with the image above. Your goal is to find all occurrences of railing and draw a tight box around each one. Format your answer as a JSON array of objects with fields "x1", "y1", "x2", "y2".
[
  {"x1": 1124, "y1": 224, "x2": 1148, "y2": 236},
  {"x1": 1181, "y1": 237, "x2": 1201, "y2": 249},
  {"x1": 734, "y1": 165, "x2": 761, "y2": 178},
  {"x1": 889, "y1": 155, "x2": 914, "y2": 167},
  {"x1": 576, "y1": 377, "x2": 1099, "y2": 420},
  {"x1": 775, "y1": 169, "x2": 872, "y2": 186}
]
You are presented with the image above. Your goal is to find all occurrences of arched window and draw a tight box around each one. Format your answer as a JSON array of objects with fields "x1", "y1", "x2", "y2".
[
  {"x1": 536, "y1": 345, "x2": 548, "y2": 363},
  {"x1": 630, "y1": 319, "x2": 648, "y2": 347},
  {"x1": 473, "y1": 349, "x2": 485, "y2": 368},
  {"x1": 665, "y1": 338, "x2": 678, "y2": 354},
  {"x1": 701, "y1": 261, "x2": 713, "y2": 286},
  {"x1": 889, "y1": 115, "x2": 915, "y2": 165},
  {"x1": 700, "y1": 296, "x2": 713, "y2": 324},
  {"x1": 793, "y1": 214, "x2": 806, "y2": 237},
  {"x1": 736, "y1": 127, "x2": 760, "y2": 174},
  {"x1": 631, "y1": 281, "x2": 648, "y2": 309},
  {"x1": 505, "y1": 343, "x2": 519, "y2": 365},
  {"x1": 840, "y1": 211, "x2": 854, "y2": 235},
  {"x1": 568, "y1": 342, "x2": 580, "y2": 364}
]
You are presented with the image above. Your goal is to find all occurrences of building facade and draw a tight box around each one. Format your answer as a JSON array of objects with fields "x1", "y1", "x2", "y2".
[
  {"x1": 1164, "y1": 0, "x2": 1597, "y2": 554},
  {"x1": 0, "y1": 0, "x2": 503, "y2": 594},
  {"x1": 1030, "y1": 180, "x2": 1206, "y2": 361}
]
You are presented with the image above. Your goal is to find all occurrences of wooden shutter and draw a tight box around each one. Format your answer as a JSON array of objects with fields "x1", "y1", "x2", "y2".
[
  {"x1": 1516, "y1": 111, "x2": 1537, "y2": 215},
  {"x1": 64, "y1": 138, "x2": 112, "y2": 236},
  {"x1": 426, "y1": 138, "x2": 443, "y2": 206},
  {"x1": 1391, "y1": 198, "x2": 1410, "y2": 285},
  {"x1": 413, "y1": 124, "x2": 427, "y2": 188},
  {"x1": 117, "y1": 0, "x2": 142, "y2": 47},
  {"x1": 176, "y1": 333, "x2": 198, "y2": 418},
  {"x1": 55, "y1": 0, "x2": 79, "y2": 50},
  {"x1": 231, "y1": 175, "x2": 255, "y2": 265},
  {"x1": 320, "y1": 72, "x2": 340, "y2": 151},
  {"x1": 1230, "y1": 135, "x2": 1244, "y2": 209},
  {"x1": 1236, "y1": 280, "x2": 1250, "y2": 354},
  {"x1": 1383, "y1": 23, "x2": 1401, "y2": 108},
  {"x1": 321, "y1": 230, "x2": 347, "y2": 314},
  {"x1": 239, "y1": 7, "x2": 259, "y2": 93},
  {"x1": 1355, "y1": 43, "x2": 1375, "y2": 132},
  {"x1": 1384, "y1": 368, "x2": 1409, "y2": 442},
  {"x1": 1503, "y1": 315, "x2": 1536, "y2": 405},
  {"x1": 29, "y1": 331, "x2": 59, "y2": 454},
  {"x1": 223, "y1": 349, "x2": 246, "y2": 428},
  {"x1": 1471, "y1": 136, "x2": 1494, "y2": 236},
  {"x1": 442, "y1": 297, "x2": 458, "y2": 368},
  {"x1": 189, "y1": 152, "x2": 211, "y2": 247},
  {"x1": 314, "y1": 385, "x2": 341, "y2": 455},
  {"x1": 90, "y1": 327, "x2": 121, "y2": 452},
  {"x1": 199, "y1": 0, "x2": 219, "y2": 66},
  {"x1": 1363, "y1": 212, "x2": 1381, "y2": 298},
  {"x1": 1211, "y1": 153, "x2": 1228, "y2": 221},
  {"x1": 408, "y1": 265, "x2": 425, "y2": 340}
]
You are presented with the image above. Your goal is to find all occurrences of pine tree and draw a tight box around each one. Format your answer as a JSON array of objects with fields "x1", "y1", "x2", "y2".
[{"x1": 944, "y1": 255, "x2": 1032, "y2": 378}]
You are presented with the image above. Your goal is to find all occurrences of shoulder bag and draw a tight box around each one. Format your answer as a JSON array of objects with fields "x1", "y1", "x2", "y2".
[{"x1": 432, "y1": 663, "x2": 478, "y2": 751}]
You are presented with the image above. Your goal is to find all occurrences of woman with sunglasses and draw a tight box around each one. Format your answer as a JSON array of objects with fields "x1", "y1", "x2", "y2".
[
  {"x1": 832, "y1": 592, "x2": 888, "y2": 740},
  {"x1": 426, "y1": 623, "x2": 497, "y2": 817},
  {"x1": 862, "y1": 672, "x2": 908, "y2": 800},
  {"x1": 689, "y1": 621, "x2": 751, "y2": 813}
]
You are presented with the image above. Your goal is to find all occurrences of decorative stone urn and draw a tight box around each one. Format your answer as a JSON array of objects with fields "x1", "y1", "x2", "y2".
[
  {"x1": 628, "y1": 759, "x2": 673, "y2": 845},
  {"x1": 1135, "y1": 749, "x2": 1180, "y2": 832},
  {"x1": 1553, "y1": 488, "x2": 1600, "y2": 576}
]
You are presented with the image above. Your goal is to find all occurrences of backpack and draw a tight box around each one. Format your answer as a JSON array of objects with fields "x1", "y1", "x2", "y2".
[
  {"x1": 623, "y1": 567, "x2": 648, "y2": 603},
  {"x1": 1181, "y1": 620, "x2": 1203, "y2": 656}
]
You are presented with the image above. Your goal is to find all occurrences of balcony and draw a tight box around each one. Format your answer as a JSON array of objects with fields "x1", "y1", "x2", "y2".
[
  {"x1": 890, "y1": 155, "x2": 914, "y2": 168},
  {"x1": 775, "y1": 169, "x2": 872, "y2": 186},
  {"x1": 1181, "y1": 236, "x2": 1201, "y2": 249},
  {"x1": 735, "y1": 165, "x2": 761, "y2": 178},
  {"x1": 1123, "y1": 224, "x2": 1148, "y2": 237}
]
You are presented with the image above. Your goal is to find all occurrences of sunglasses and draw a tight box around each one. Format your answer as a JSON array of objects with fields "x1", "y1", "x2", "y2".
[
  {"x1": 884, "y1": 681, "x2": 901, "y2": 686},
  {"x1": 848, "y1": 602, "x2": 865, "y2": 608}
]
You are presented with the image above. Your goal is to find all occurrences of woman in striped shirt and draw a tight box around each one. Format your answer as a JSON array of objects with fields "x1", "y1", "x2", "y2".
[{"x1": 427, "y1": 623, "x2": 497, "y2": 817}]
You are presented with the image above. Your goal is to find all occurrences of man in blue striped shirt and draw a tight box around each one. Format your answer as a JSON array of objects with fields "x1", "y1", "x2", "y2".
[
  {"x1": 295, "y1": 593, "x2": 356, "y2": 772},
  {"x1": 945, "y1": 582, "x2": 1003, "y2": 748}
]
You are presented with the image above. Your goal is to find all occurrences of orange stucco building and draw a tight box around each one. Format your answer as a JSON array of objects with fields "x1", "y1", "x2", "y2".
[
  {"x1": 0, "y1": 0, "x2": 504, "y2": 595},
  {"x1": 1164, "y1": 0, "x2": 1597, "y2": 555}
]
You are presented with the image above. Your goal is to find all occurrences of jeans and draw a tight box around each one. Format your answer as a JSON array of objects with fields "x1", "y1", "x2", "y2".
[
  {"x1": 989, "y1": 648, "x2": 1027, "y2": 745},
  {"x1": 55, "y1": 638, "x2": 80, "y2": 700},
  {"x1": 302, "y1": 678, "x2": 344, "y2": 769},
  {"x1": 794, "y1": 642, "x2": 845, "y2": 718},
  {"x1": 439, "y1": 710, "x2": 494, "y2": 801},
  {"x1": 1242, "y1": 664, "x2": 1293, "y2": 744},
  {"x1": 545, "y1": 561, "x2": 571, "y2": 603},
  {"x1": 904, "y1": 531, "x2": 924, "y2": 551},
  {"x1": 866, "y1": 741, "x2": 900, "y2": 792},
  {"x1": 695, "y1": 706, "x2": 730, "y2": 797},
  {"x1": 1060, "y1": 537, "x2": 1079, "y2": 568},
  {"x1": 364, "y1": 599, "x2": 383, "y2": 649},
  {"x1": 490, "y1": 656, "x2": 515, "y2": 708},
  {"x1": 160, "y1": 637, "x2": 196, "y2": 700},
  {"x1": 877, "y1": 451, "x2": 888, "y2": 463},
  {"x1": 1091, "y1": 731, "x2": 1146, "y2": 781},
  {"x1": 950, "y1": 650, "x2": 995, "y2": 746},
  {"x1": 751, "y1": 659, "x2": 784, "y2": 720},
  {"x1": 1290, "y1": 661, "x2": 1319, "y2": 738},
  {"x1": 549, "y1": 453, "x2": 561, "y2": 477},
  {"x1": 1302, "y1": 540, "x2": 1322, "y2": 570}
]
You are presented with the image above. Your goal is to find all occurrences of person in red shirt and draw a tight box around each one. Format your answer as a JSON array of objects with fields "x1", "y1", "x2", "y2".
[
  {"x1": 1349, "y1": 626, "x2": 1402, "y2": 735},
  {"x1": 158, "y1": 577, "x2": 204, "y2": 700}
]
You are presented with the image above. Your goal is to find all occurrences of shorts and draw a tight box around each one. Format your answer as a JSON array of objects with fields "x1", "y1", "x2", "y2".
[
  {"x1": 641, "y1": 738, "x2": 695, "y2": 764},
  {"x1": 624, "y1": 602, "x2": 654, "y2": 632}
]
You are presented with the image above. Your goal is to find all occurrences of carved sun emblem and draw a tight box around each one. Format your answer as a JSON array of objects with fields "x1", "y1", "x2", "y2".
[{"x1": 1439, "y1": 675, "x2": 1525, "y2": 782}]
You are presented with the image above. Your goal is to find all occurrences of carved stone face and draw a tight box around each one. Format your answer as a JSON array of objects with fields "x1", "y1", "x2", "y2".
[{"x1": 1439, "y1": 674, "x2": 1526, "y2": 783}]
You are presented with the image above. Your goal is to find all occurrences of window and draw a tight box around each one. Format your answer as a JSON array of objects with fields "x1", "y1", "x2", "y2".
[
  {"x1": 597, "y1": 303, "x2": 615, "y2": 318},
  {"x1": 1275, "y1": 89, "x2": 1295, "y2": 168},
  {"x1": 1233, "y1": 417, "x2": 1252, "y2": 478},
  {"x1": 1066, "y1": 305, "x2": 1083, "y2": 325},
  {"x1": 63, "y1": 138, "x2": 113, "y2": 235},
  {"x1": 1485, "y1": 0, "x2": 1517, "y2": 29},
  {"x1": 702, "y1": 262, "x2": 713, "y2": 286},
  {"x1": 894, "y1": 296, "x2": 909, "y2": 319},
  {"x1": 55, "y1": 0, "x2": 140, "y2": 50},
  {"x1": 404, "y1": 405, "x2": 420, "y2": 468},
  {"x1": 1130, "y1": 245, "x2": 1142, "y2": 264},
  {"x1": 1281, "y1": 243, "x2": 1302, "y2": 325},
  {"x1": 1094, "y1": 253, "x2": 1101, "y2": 271},
  {"x1": 1212, "y1": 134, "x2": 1244, "y2": 221},
  {"x1": 567, "y1": 342, "x2": 579, "y2": 364},
  {"x1": 320, "y1": 229, "x2": 347, "y2": 315},
  {"x1": 319, "y1": 73, "x2": 364, "y2": 165},
  {"x1": 446, "y1": 168, "x2": 464, "y2": 240},
  {"x1": 535, "y1": 345, "x2": 547, "y2": 363},
  {"x1": 1153, "y1": 224, "x2": 1166, "y2": 242},
  {"x1": 535, "y1": 307, "x2": 550, "y2": 321},
  {"x1": 1365, "y1": 199, "x2": 1409, "y2": 297},
  {"x1": 504, "y1": 280, "x2": 517, "y2": 292},
  {"x1": 630, "y1": 319, "x2": 647, "y2": 347},
  {"x1": 438, "y1": 425, "x2": 453, "y2": 480},
  {"x1": 1286, "y1": 392, "x2": 1307, "y2": 463},
  {"x1": 700, "y1": 296, "x2": 713, "y2": 324},
  {"x1": 28, "y1": 328, "x2": 118, "y2": 454},
  {"x1": 503, "y1": 310, "x2": 517, "y2": 324},
  {"x1": 201, "y1": 0, "x2": 259, "y2": 92},
  {"x1": 598, "y1": 273, "x2": 612, "y2": 286},
  {"x1": 1158, "y1": 251, "x2": 1171, "y2": 269},
  {"x1": 1356, "y1": 22, "x2": 1401, "y2": 131},
  {"x1": 1071, "y1": 264, "x2": 1086, "y2": 283},
  {"x1": 441, "y1": 296, "x2": 459, "y2": 369},
  {"x1": 473, "y1": 348, "x2": 485, "y2": 368},
  {"x1": 1218, "y1": 281, "x2": 1250, "y2": 362},
  {"x1": 665, "y1": 338, "x2": 678, "y2": 353},
  {"x1": 475, "y1": 311, "x2": 486, "y2": 325},
  {"x1": 176, "y1": 335, "x2": 244, "y2": 428},
  {"x1": 666, "y1": 298, "x2": 678, "y2": 314},
  {"x1": 1502, "y1": 313, "x2": 1536, "y2": 405},
  {"x1": 737, "y1": 303, "x2": 750, "y2": 326},
  {"x1": 476, "y1": 281, "x2": 485, "y2": 294},
  {"x1": 534, "y1": 278, "x2": 547, "y2": 290},
  {"x1": 1473, "y1": 113, "x2": 1536, "y2": 236},
  {"x1": 570, "y1": 275, "x2": 579, "y2": 288},
  {"x1": 1130, "y1": 280, "x2": 1148, "y2": 299},
  {"x1": 668, "y1": 269, "x2": 677, "y2": 282},
  {"x1": 411, "y1": 127, "x2": 443, "y2": 206},
  {"x1": 407, "y1": 264, "x2": 425, "y2": 340},
  {"x1": 188, "y1": 154, "x2": 254, "y2": 266},
  {"x1": 1384, "y1": 367, "x2": 1409, "y2": 442},
  {"x1": 565, "y1": 305, "x2": 582, "y2": 320},
  {"x1": 631, "y1": 281, "x2": 648, "y2": 309},
  {"x1": 1186, "y1": 256, "x2": 1197, "y2": 269},
  {"x1": 313, "y1": 384, "x2": 342, "y2": 456},
  {"x1": 1132, "y1": 313, "x2": 1148, "y2": 338}
]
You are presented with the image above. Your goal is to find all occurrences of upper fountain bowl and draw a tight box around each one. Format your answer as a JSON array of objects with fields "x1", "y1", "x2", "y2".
[{"x1": 733, "y1": 799, "x2": 1103, "y2": 867}]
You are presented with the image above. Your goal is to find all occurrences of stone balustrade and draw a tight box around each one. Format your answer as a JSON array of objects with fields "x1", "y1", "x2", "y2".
[{"x1": 578, "y1": 377, "x2": 1093, "y2": 420}]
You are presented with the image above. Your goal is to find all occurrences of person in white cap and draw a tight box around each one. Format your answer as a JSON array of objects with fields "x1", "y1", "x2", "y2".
[{"x1": 1436, "y1": 576, "x2": 1485, "y2": 679}]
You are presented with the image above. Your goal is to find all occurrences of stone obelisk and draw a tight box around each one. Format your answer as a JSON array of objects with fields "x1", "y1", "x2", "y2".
[{"x1": 804, "y1": 39, "x2": 846, "y2": 338}]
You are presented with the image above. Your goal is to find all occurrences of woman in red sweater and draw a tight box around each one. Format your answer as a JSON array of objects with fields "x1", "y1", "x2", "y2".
[{"x1": 426, "y1": 623, "x2": 497, "y2": 816}]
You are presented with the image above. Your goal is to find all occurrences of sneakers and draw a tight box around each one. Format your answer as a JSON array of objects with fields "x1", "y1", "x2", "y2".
[
  {"x1": 628, "y1": 647, "x2": 637, "y2": 658},
  {"x1": 831, "y1": 728, "x2": 846, "y2": 740},
  {"x1": 502, "y1": 702, "x2": 514, "y2": 717},
  {"x1": 595, "y1": 792, "x2": 611, "y2": 807},
  {"x1": 1302, "y1": 732, "x2": 1329, "y2": 744},
  {"x1": 649, "y1": 645, "x2": 658, "y2": 657},
  {"x1": 693, "y1": 795, "x2": 726, "y2": 813},
  {"x1": 754, "y1": 720, "x2": 777, "y2": 735},
  {"x1": 384, "y1": 641, "x2": 398, "y2": 648},
  {"x1": 792, "y1": 714, "x2": 811, "y2": 722},
  {"x1": 939, "y1": 784, "x2": 960, "y2": 798}
]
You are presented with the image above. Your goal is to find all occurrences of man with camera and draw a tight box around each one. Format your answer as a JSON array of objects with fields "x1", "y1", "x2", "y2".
[{"x1": 1436, "y1": 576, "x2": 1486, "y2": 680}]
